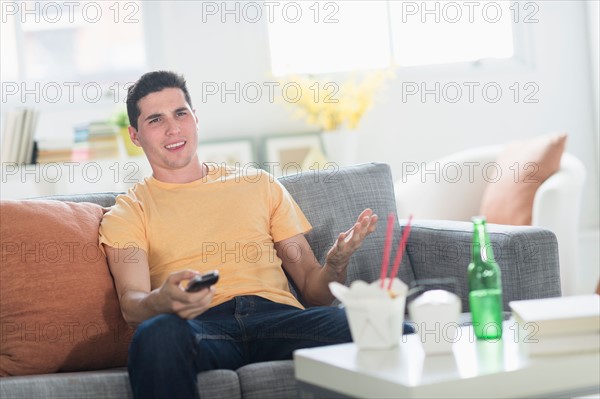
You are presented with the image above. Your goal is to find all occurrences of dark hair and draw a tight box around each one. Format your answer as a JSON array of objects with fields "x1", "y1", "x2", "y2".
[{"x1": 126, "y1": 71, "x2": 193, "y2": 130}]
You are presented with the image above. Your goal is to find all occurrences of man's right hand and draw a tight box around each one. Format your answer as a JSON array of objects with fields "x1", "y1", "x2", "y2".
[
  {"x1": 104, "y1": 245, "x2": 215, "y2": 326},
  {"x1": 155, "y1": 270, "x2": 215, "y2": 319}
]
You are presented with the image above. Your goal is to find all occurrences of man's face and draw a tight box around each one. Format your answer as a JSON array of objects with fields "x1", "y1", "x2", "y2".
[{"x1": 129, "y1": 87, "x2": 199, "y2": 172}]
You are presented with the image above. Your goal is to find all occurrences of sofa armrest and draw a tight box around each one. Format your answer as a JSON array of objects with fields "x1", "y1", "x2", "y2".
[
  {"x1": 403, "y1": 219, "x2": 561, "y2": 312},
  {"x1": 394, "y1": 145, "x2": 503, "y2": 222},
  {"x1": 532, "y1": 152, "x2": 586, "y2": 295}
]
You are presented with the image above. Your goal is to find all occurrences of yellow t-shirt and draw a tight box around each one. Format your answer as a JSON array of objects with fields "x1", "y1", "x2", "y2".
[{"x1": 98, "y1": 164, "x2": 312, "y2": 309}]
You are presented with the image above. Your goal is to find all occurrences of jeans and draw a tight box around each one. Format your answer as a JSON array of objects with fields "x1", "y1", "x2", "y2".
[{"x1": 128, "y1": 295, "x2": 353, "y2": 399}]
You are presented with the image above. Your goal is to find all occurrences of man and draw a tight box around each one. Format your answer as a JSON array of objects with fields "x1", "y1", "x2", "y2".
[{"x1": 99, "y1": 71, "x2": 378, "y2": 399}]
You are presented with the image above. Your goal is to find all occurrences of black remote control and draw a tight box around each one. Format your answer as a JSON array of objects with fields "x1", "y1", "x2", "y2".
[{"x1": 186, "y1": 271, "x2": 219, "y2": 293}]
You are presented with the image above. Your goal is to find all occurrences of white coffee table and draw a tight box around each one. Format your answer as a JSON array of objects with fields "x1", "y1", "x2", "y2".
[{"x1": 294, "y1": 321, "x2": 600, "y2": 398}]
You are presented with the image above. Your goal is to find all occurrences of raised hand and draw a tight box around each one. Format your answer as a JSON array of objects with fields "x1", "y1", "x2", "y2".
[{"x1": 325, "y1": 208, "x2": 378, "y2": 273}]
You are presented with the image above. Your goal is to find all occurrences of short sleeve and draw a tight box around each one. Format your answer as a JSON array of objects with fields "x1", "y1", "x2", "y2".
[
  {"x1": 269, "y1": 176, "x2": 312, "y2": 243},
  {"x1": 99, "y1": 193, "x2": 148, "y2": 254}
]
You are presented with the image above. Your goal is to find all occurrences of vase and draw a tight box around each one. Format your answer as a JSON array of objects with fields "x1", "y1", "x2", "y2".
[
  {"x1": 119, "y1": 127, "x2": 144, "y2": 156},
  {"x1": 320, "y1": 129, "x2": 359, "y2": 167}
]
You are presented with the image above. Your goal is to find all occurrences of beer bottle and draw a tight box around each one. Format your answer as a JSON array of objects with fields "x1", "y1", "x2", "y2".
[{"x1": 468, "y1": 217, "x2": 503, "y2": 339}]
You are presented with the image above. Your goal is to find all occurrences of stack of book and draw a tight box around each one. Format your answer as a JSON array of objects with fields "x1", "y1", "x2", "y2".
[
  {"x1": 36, "y1": 139, "x2": 75, "y2": 164},
  {"x1": 89, "y1": 121, "x2": 121, "y2": 159},
  {"x1": 1, "y1": 108, "x2": 40, "y2": 164},
  {"x1": 509, "y1": 294, "x2": 600, "y2": 356},
  {"x1": 73, "y1": 121, "x2": 121, "y2": 161}
]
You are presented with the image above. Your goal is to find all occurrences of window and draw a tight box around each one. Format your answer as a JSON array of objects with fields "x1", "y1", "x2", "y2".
[
  {"x1": 389, "y1": 1, "x2": 513, "y2": 66},
  {"x1": 1, "y1": 1, "x2": 146, "y2": 84},
  {"x1": 268, "y1": 0, "x2": 515, "y2": 75},
  {"x1": 268, "y1": 1, "x2": 391, "y2": 76}
]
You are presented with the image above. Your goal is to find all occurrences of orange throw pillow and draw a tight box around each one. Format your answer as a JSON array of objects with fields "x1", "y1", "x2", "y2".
[
  {"x1": 479, "y1": 133, "x2": 567, "y2": 225},
  {"x1": 0, "y1": 200, "x2": 133, "y2": 376}
]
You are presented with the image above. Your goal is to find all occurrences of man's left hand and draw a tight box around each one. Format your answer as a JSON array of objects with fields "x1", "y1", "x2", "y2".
[{"x1": 325, "y1": 208, "x2": 378, "y2": 273}]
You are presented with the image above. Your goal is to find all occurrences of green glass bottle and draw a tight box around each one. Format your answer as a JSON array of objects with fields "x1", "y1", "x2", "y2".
[{"x1": 468, "y1": 217, "x2": 503, "y2": 340}]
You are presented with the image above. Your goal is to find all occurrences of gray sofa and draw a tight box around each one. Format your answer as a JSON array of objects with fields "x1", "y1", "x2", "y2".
[{"x1": 0, "y1": 162, "x2": 561, "y2": 398}]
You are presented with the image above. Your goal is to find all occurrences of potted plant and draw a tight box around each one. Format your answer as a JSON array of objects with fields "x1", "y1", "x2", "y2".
[
  {"x1": 282, "y1": 71, "x2": 390, "y2": 166},
  {"x1": 112, "y1": 110, "x2": 144, "y2": 156}
]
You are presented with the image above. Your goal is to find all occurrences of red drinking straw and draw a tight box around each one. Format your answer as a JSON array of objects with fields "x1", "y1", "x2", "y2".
[
  {"x1": 387, "y1": 214, "x2": 414, "y2": 291},
  {"x1": 379, "y1": 213, "x2": 395, "y2": 288}
]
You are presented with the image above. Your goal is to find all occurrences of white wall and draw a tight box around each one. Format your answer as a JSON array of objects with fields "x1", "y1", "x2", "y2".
[{"x1": 5, "y1": 1, "x2": 598, "y2": 230}]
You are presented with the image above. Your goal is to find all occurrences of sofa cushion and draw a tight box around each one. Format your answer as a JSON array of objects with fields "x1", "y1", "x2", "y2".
[
  {"x1": 237, "y1": 360, "x2": 299, "y2": 399},
  {"x1": 0, "y1": 200, "x2": 133, "y2": 376},
  {"x1": 0, "y1": 368, "x2": 242, "y2": 399},
  {"x1": 479, "y1": 133, "x2": 567, "y2": 225},
  {"x1": 197, "y1": 369, "x2": 242, "y2": 399},
  {"x1": 279, "y1": 163, "x2": 416, "y2": 302},
  {"x1": 0, "y1": 369, "x2": 132, "y2": 399}
]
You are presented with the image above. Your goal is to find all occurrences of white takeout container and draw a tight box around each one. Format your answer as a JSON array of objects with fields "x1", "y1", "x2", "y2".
[
  {"x1": 329, "y1": 278, "x2": 408, "y2": 350},
  {"x1": 408, "y1": 289, "x2": 462, "y2": 355}
]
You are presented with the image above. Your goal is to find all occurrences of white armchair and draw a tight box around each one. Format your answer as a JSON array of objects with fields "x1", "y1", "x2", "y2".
[{"x1": 394, "y1": 145, "x2": 586, "y2": 295}]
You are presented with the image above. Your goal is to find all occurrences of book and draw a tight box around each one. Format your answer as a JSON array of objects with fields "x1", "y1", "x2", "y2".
[
  {"x1": 1, "y1": 109, "x2": 25, "y2": 163},
  {"x1": 520, "y1": 330, "x2": 600, "y2": 356},
  {"x1": 36, "y1": 139, "x2": 75, "y2": 164},
  {"x1": 1, "y1": 110, "x2": 17, "y2": 162},
  {"x1": 16, "y1": 109, "x2": 34, "y2": 164},
  {"x1": 24, "y1": 110, "x2": 40, "y2": 164},
  {"x1": 1, "y1": 108, "x2": 40, "y2": 164},
  {"x1": 509, "y1": 295, "x2": 600, "y2": 337}
]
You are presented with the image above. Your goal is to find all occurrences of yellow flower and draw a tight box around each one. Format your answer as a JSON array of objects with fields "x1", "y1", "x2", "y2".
[{"x1": 280, "y1": 71, "x2": 391, "y2": 132}]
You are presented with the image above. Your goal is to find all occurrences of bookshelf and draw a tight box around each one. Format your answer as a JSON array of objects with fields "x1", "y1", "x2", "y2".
[
  {"x1": 0, "y1": 110, "x2": 155, "y2": 199},
  {"x1": 0, "y1": 156, "x2": 152, "y2": 200}
]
